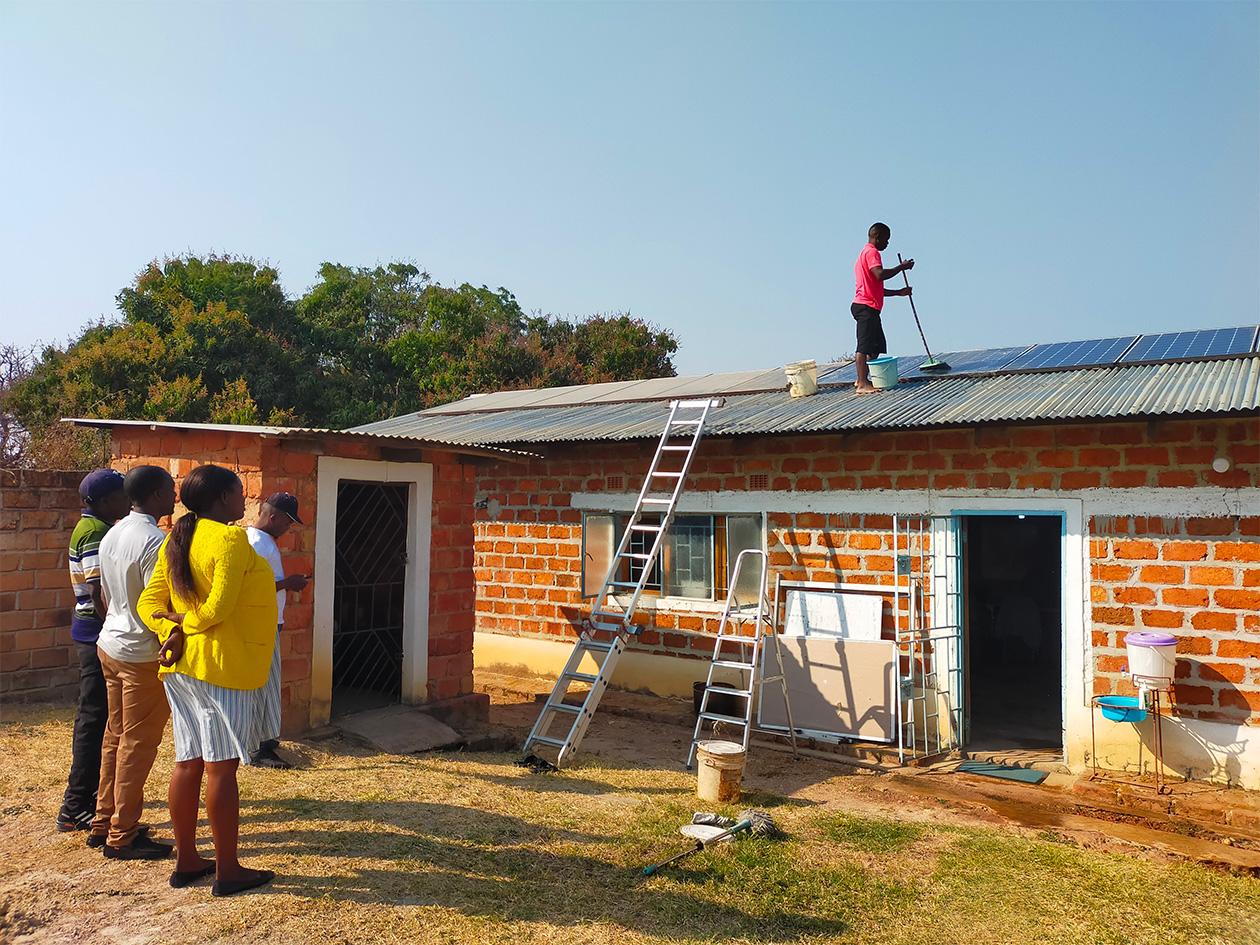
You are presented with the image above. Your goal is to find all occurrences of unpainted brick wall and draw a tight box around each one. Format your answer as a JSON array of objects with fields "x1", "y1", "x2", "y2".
[
  {"x1": 1, "y1": 470, "x2": 88, "y2": 702},
  {"x1": 473, "y1": 417, "x2": 1259, "y2": 724},
  {"x1": 3, "y1": 431, "x2": 480, "y2": 727},
  {"x1": 1090, "y1": 515, "x2": 1260, "y2": 722}
]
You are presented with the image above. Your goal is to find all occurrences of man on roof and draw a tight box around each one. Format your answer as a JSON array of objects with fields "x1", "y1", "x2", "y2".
[{"x1": 851, "y1": 222, "x2": 914, "y2": 394}]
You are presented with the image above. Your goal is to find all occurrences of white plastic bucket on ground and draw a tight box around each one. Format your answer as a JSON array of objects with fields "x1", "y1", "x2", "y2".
[
  {"x1": 868, "y1": 356, "x2": 898, "y2": 389},
  {"x1": 785, "y1": 360, "x2": 818, "y2": 397},
  {"x1": 696, "y1": 740, "x2": 745, "y2": 803},
  {"x1": 1125, "y1": 631, "x2": 1177, "y2": 683}
]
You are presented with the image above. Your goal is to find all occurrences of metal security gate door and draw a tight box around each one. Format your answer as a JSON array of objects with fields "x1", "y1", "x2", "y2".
[
  {"x1": 331, "y1": 481, "x2": 410, "y2": 718},
  {"x1": 894, "y1": 515, "x2": 964, "y2": 761}
]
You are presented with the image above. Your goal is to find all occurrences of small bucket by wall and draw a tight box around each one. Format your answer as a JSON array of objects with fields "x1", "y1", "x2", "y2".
[
  {"x1": 785, "y1": 360, "x2": 818, "y2": 397},
  {"x1": 869, "y1": 356, "x2": 898, "y2": 389},
  {"x1": 696, "y1": 739, "x2": 745, "y2": 803}
]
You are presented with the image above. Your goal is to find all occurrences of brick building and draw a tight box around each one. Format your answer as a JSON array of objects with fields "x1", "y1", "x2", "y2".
[
  {"x1": 356, "y1": 328, "x2": 1260, "y2": 789},
  {"x1": 1, "y1": 420, "x2": 525, "y2": 731}
]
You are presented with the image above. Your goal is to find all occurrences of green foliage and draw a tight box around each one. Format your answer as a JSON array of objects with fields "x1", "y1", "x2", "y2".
[{"x1": 6, "y1": 254, "x2": 679, "y2": 459}]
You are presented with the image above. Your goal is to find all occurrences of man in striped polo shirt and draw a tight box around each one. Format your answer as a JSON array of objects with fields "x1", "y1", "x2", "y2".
[{"x1": 57, "y1": 469, "x2": 130, "y2": 833}]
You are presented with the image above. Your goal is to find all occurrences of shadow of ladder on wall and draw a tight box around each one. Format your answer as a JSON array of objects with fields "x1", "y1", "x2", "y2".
[
  {"x1": 685, "y1": 549, "x2": 800, "y2": 769},
  {"x1": 521, "y1": 398, "x2": 725, "y2": 768}
]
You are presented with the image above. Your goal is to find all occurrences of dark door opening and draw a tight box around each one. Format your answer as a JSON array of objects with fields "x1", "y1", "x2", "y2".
[
  {"x1": 964, "y1": 514, "x2": 1062, "y2": 749},
  {"x1": 331, "y1": 480, "x2": 410, "y2": 718}
]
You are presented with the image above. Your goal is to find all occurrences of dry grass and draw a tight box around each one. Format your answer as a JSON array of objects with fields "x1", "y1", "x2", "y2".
[{"x1": 1, "y1": 702, "x2": 1257, "y2": 945}]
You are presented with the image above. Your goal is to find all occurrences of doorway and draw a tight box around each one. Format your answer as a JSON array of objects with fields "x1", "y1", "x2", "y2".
[
  {"x1": 964, "y1": 514, "x2": 1063, "y2": 749},
  {"x1": 331, "y1": 480, "x2": 411, "y2": 718}
]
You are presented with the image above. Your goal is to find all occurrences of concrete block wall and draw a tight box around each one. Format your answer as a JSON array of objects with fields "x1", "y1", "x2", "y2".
[
  {"x1": 0, "y1": 470, "x2": 88, "y2": 702},
  {"x1": 473, "y1": 417, "x2": 1259, "y2": 726}
]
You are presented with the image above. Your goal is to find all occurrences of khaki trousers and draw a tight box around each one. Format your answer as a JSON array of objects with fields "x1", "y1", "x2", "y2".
[{"x1": 92, "y1": 649, "x2": 170, "y2": 847}]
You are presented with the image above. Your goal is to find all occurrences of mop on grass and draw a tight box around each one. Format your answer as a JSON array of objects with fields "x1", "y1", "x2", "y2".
[{"x1": 643, "y1": 809, "x2": 782, "y2": 875}]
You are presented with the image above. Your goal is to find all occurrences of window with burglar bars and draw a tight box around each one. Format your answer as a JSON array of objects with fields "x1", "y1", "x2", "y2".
[{"x1": 581, "y1": 512, "x2": 764, "y2": 602}]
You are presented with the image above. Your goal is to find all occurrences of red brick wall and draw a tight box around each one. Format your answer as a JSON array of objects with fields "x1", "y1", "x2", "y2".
[
  {"x1": 2, "y1": 429, "x2": 480, "y2": 729},
  {"x1": 1090, "y1": 515, "x2": 1260, "y2": 722},
  {"x1": 474, "y1": 417, "x2": 1259, "y2": 724},
  {"x1": 0, "y1": 470, "x2": 87, "y2": 702}
]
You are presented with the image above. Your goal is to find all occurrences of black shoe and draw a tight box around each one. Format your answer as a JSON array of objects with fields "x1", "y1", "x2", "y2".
[
  {"x1": 103, "y1": 834, "x2": 174, "y2": 861},
  {"x1": 88, "y1": 824, "x2": 150, "y2": 849},
  {"x1": 56, "y1": 810, "x2": 94, "y2": 833},
  {"x1": 250, "y1": 745, "x2": 292, "y2": 770},
  {"x1": 170, "y1": 862, "x2": 216, "y2": 888},
  {"x1": 211, "y1": 868, "x2": 274, "y2": 897}
]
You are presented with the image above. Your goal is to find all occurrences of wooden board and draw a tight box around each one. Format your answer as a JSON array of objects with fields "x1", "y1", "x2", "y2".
[{"x1": 758, "y1": 637, "x2": 897, "y2": 742}]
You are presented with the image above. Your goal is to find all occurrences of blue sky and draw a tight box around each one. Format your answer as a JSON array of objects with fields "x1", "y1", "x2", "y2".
[{"x1": 2, "y1": 2, "x2": 1256, "y2": 376}]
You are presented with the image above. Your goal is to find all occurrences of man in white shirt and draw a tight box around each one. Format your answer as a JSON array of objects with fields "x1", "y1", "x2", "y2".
[
  {"x1": 92, "y1": 465, "x2": 177, "y2": 859},
  {"x1": 246, "y1": 492, "x2": 309, "y2": 769}
]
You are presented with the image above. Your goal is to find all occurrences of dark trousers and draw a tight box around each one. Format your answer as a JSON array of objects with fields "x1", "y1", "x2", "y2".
[{"x1": 61, "y1": 641, "x2": 108, "y2": 817}]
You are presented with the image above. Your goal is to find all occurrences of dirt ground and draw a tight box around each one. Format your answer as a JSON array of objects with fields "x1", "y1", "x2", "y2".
[{"x1": 1, "y1": 690, "x2": 1257, "y2": 945}]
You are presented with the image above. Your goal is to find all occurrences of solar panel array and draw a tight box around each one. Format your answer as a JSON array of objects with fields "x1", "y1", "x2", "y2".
[{"x1": 816, "y1": 324, "x2": 1259, "y2": 388}]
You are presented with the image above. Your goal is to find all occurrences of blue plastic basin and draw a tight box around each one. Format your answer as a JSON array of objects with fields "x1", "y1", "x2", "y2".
[{"x1": 1098, "y1": 696, "x2": 1146, "y2": 723}]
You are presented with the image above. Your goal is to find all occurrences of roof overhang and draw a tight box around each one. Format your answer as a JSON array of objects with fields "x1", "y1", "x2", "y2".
[{"x1": 60, "y1": 418, "x2": 539, "y2": 463}]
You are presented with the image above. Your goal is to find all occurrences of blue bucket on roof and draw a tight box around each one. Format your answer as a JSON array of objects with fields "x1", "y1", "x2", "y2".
[
  {"x1": 869, "y1": 356, "x2": 898, "y2": 389},
  {"x1": 1098, "y1": 696, "x2": 1146, "y2": 723}
]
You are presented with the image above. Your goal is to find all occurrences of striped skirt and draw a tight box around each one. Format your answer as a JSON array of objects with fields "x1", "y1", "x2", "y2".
[
  {"x1": 163, "y1": 672, "x2": 264, "y2": 765},
  {"x1": 255, "y1": 636, "x2": 282, "y2": 745}
]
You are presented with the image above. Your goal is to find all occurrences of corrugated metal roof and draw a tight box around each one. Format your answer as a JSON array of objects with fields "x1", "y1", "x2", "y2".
[
  {"x1": 61, "y1": 418, "x2": 538, "y2": 461},
  {"x1": 352, "y1": 357, "x2": 1260, "y2": 446}
]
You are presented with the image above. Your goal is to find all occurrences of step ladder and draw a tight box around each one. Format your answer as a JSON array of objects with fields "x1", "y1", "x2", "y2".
[
  {"x1": 685, "y1": 549, "x2": 799, "y2": 769},
  {"x1": 522, "y1": 398, "x2": 723, "y2": 767}
]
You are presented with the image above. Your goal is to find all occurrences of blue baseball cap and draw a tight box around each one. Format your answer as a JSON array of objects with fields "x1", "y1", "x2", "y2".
[{"x1": 79, "y1": 468, "x2": 126, "y2": 503}]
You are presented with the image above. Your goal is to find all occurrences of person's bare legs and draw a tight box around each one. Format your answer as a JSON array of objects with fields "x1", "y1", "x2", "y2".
[
  {"x1": 855, "y1": 352, "x2": 878, "y2": 394},
  {"x1": 170, "y1": 759, "x2": 213, "y2": 873},
  {"x1": 204, "y1": 759, "x2": 247, "y2": 879}
]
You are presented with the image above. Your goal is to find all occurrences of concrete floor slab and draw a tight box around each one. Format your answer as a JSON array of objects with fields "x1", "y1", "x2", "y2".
[{"x1": 336, "y1": 704, "x2": 464, "y2": 754}]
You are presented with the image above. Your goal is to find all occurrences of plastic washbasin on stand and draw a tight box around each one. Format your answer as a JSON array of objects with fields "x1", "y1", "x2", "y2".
[{"x1": 1097, "y1": 696, "x2": 1147, "y2": 723}]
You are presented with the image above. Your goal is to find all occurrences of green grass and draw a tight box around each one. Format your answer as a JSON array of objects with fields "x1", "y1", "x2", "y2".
[{"x1": 1, "y1": 704, "x2": 1258, "y2": 945}]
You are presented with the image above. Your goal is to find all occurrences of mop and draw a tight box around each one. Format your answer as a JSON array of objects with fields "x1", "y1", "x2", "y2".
[{"x1": 898, "y1": 254, "x2": 950, "y2": 373}]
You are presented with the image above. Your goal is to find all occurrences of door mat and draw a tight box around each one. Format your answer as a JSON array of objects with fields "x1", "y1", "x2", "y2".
[{"x1": 957, "y1": 761, "x2": 1048, "y2": 784}]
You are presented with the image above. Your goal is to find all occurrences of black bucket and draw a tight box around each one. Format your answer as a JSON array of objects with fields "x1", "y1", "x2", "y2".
[{"x1": 693, "y1": 680, "x2": 740, "y2": 717}]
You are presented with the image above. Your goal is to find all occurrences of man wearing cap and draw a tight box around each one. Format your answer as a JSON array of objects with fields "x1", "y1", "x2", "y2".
[
  {"x1": 245, "y1": 493, "x2": 309, "y2": 768},
  {"x1": 57, "y1": 469, "x2": 131, "y2": 833}
]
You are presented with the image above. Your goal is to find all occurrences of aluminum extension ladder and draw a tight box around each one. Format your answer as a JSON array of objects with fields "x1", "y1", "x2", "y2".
[
  {"x1": 521, "y1": 398, "x2": 723, "y2": 767},
  {"x1": 686, "y1": 549, "x2": 798, "y2": 768}
]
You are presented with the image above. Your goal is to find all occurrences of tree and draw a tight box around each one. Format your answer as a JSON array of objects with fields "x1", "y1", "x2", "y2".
[{"x1": 7, "y1": 254, "x2": 680, "y2": 464}]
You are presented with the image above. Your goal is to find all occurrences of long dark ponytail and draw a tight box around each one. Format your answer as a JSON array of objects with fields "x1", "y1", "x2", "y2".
[{"x1": 166, "y1": 464, "x2": 242, "y2": 600}]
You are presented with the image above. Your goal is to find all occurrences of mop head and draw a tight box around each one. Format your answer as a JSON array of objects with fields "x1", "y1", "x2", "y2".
[
  {"x1": 739, "y1": 809, "x2": 784, "y2": 839},
  {"x1": 919, "y1": 357, "x2": 951, "y2": 373}
]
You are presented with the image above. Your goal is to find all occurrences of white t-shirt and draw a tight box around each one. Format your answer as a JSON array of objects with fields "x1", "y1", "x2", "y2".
[
  {"x1": 246, "y1": 526, "x2": 286, "y2": 625},
  {"x1": 98, "y1": 510, "x2": 166, "y2": 663}
]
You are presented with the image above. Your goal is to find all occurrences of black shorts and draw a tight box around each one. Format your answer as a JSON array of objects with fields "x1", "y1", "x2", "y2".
[{"x1": 851, "y1": 303, "x2": 886, "y2": 356}]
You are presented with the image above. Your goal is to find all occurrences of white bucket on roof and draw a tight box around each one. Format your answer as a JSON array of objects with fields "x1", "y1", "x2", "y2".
[{"x1": 785, "y1": 360, "x2": 818, "y2": 397}]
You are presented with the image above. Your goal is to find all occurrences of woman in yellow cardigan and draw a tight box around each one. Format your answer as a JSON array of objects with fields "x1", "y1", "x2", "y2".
[{"x1": 140, "y1": 464, "x2": 277, "y2": 897}]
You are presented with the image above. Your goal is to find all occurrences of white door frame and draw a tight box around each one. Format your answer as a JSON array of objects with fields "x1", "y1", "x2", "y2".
[{"x1": 311, "y1": 457, "x2": 433, "y2": 728}]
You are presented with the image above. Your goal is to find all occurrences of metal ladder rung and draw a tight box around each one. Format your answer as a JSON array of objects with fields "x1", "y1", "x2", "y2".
[
  {"x1": 630, "y1": 524, "x2": 662, "y2": 532},
  {"x1": 699, "y1": 711, "x2": 749, "y2": 725},
  {"x1": 712, "y1": 659, "x2": 756, "y2": 670},
  {"x1": 650, "y1": 470, "x2": 683, "y2": 477},
  {"x1": 575, "y1": 640, "x2": 616, "y2": 653},
  {"x1": 591, "y1": 612, "x2": 625, "y2": 623},
  {"x1": 622, "y1": 553, "x2": 653, "y2": 560},
  {"x1": 529, "y1": 735, "x2": 566, "y2": 748},
  {"x1": 640, "y1": 497, "x2": 673, "y2": 504},
  {"x1": 607, "y1": 581, "x2": 638, "y2": 589},
  {"x1": 545, "y1": 702, "x2": 582, "y2": 715},
  {"x1": 668, "y1": 419, "x2": 702, "y2": 426},
  {"x1": 562, "y1": 671, "x2": 597, "y2": 684},
  {"x1": 660, "y1": 445, "x2": 693, "y2": 451}
]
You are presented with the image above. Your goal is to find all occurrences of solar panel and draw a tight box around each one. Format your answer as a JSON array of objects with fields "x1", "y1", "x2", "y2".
[
  {"x1": 909, "y1": 345, "x2": 1032, "y2": 376},
  {"x1": 1119, "y1": 326, "x2": 1259, "y2": 363},
  {"x1": 1002, "y1": 335, "x2": 1139, "y2": 372}
]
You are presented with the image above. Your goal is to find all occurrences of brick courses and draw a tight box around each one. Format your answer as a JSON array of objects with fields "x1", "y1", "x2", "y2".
[
  {"x1": 473, "y1": 417, "x2": 1259, "y2": 726},
  {"x1": 0, "y1": 470, "x2": 87, "y2": 702},
  {"x1": 3, "y1": 431, "x2": 481, "y2": 730}
]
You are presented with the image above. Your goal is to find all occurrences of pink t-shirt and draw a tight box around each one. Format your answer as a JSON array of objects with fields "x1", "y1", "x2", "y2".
[{"x1": 853, "y1": 243, "x2": 884, "y2": 310}]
